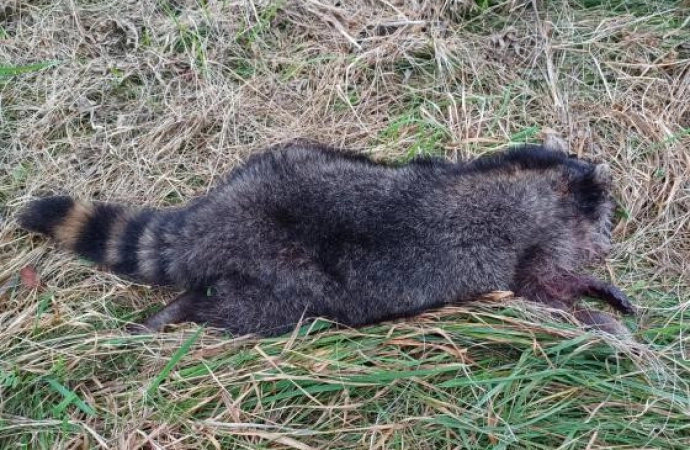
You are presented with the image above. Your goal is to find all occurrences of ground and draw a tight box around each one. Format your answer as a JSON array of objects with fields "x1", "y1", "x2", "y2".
[{"x1": 1, "y1": 1, "x2": 689, "y2": 449}]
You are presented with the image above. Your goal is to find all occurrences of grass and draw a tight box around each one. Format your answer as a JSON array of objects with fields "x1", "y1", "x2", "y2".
[
  {"x1": 1, "y1": 0, "x2": 689, "y2": 448},
  {"x1": 0, "y1": 61, "x2": 60, "y2": 78}
]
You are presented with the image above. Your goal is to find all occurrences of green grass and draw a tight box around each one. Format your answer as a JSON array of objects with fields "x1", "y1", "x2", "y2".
[
  {"x1": 1, "y1": 303, "x2": 689, "y2": 448},
  {"x1": 0, "y1": 61, "x2": 60, "y2": 78},
  {"x1": 377, "y1": 105, "x2": 452, "y2": 161}
]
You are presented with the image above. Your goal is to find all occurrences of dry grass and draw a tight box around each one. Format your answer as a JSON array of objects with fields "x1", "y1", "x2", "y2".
[{"x1": 1, "y1": 0, "x2": 689, "y2": 448}]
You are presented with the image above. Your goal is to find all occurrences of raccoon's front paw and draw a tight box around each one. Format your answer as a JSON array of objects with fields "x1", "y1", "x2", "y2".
[
  {"x1": 597, "y1": 284, "x2": 636, "y2": 316},
  {"x1": 575, "y1": 275, "x2": 636, "y2": 316}
]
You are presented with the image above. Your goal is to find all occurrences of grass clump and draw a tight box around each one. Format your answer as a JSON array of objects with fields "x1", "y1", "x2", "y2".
[{"x1": 1, "y1": 0, "x2": 689, "y2": 448}]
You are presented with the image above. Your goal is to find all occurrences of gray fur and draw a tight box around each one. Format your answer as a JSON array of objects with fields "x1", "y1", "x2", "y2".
[{"x1": 18, "y1": 140, "x2": 635, "y2": 336}]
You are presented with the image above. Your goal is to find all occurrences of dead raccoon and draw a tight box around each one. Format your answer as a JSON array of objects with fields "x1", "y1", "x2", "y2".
[{"x1": 17, "y1": 141, "x2": 635, "y2": 336}]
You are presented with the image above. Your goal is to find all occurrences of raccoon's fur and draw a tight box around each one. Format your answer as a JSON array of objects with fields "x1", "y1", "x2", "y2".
[{"x1": 17, "y1": 141, "x2": 635, "y2": 336}]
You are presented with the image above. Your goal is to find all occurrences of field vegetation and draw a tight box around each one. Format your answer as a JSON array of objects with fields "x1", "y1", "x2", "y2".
[{"x1": 1, "y1": 0, "x2": 689, "y2": 448}]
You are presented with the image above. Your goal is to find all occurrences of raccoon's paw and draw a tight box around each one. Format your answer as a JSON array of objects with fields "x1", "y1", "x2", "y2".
[
  {"x1": 607, "y1": 287, "x2": 636, "y2": 316},
  {"x1": 573, "y1": 308, "x2": 633, "y2": 339},
  {"x1": 126, "y1": 290, "x2": 205, "y2": 334},
  {"x1": 590, "y1": 283, "x2": 637, "y2": 316}
]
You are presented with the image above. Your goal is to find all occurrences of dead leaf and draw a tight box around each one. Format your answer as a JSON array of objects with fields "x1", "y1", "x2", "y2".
[
  {"x1": 19, "y1": 265, "x2": 41, "y2": 290},
  {"x1": 487, "y1": 399, "x2": 499, "y2": 444}
]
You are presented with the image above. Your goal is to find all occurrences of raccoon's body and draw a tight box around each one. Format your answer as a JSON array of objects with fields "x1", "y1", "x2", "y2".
[{"x1": 18, "y1": 141, "x2": 635, "y2": 336}]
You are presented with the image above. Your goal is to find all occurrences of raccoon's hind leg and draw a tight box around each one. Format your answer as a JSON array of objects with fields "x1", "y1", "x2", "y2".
[
  {"x1": 128, "y1": 290, "x2": 243, "y2": 334},
  {"x1": 129, "y1": 277, "x2": 321, "y2": 336},
  {"x1": 127, "y1": 290, "x2": 206, "y2": 333},
  {"x1": 203, "y1": 277, "x2": 326, "y2": 336}
]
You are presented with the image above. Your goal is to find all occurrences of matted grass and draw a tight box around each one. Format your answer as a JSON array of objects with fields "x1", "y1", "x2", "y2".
[{"x1": 1, "y1": 0, "x2": 689, "y2": 448}]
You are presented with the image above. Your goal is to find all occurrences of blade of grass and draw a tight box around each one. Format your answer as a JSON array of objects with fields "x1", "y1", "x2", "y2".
[
  {"x1": 45, "y1": 378, "x2": 96, "y2": 417},
  {"x1": 146, "y1": 327, "x2": 204, "y2": 397},
  {"x1": 0, "y1": 61, "x2": 60, "y2": 77}
]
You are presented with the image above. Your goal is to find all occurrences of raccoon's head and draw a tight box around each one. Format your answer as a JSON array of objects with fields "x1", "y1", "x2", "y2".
[
  {"x1": 469, "y1": 145, "x2": 618, "y2": 262},
  {"x1": 562, "y1": 154, "x2": 616, "y2": 262}
]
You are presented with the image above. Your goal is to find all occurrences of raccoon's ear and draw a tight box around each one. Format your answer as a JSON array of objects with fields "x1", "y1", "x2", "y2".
[
  {"x1": 542, "y1": 132, "x2": 568, "y2": 155},
  {"x1": 593, "y1": 163, "x2": 612, "y2": 187}
]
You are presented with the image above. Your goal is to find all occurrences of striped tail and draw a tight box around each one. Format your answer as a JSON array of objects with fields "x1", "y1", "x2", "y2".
[{"x1": 17, "y1": 196, "x2": 176, "y2": 286}]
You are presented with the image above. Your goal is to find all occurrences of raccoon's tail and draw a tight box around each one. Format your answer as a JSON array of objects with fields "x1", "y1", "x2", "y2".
[{"x1": 17, "y1": 196, "x2": 177, "y2": 286}]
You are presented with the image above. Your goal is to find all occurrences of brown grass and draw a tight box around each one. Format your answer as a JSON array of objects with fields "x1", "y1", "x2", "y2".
[{"x1": 1, "y1": 0, "x2": 689, "y2": 449}]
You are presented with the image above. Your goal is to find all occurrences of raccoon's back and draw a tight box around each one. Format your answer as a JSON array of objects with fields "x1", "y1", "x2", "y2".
[{"x1": 175, "y1": 146, "x2": 535, "y2": 298}]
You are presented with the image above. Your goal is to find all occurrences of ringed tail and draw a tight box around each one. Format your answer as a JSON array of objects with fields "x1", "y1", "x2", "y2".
[{"x1": 17, "y1": 196, "x2": 177, "y2": 286}]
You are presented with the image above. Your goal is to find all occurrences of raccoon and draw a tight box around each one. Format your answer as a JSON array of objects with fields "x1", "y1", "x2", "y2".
[{"x1": 17, "y1": 140, "x2": 635, "y2": 336}]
